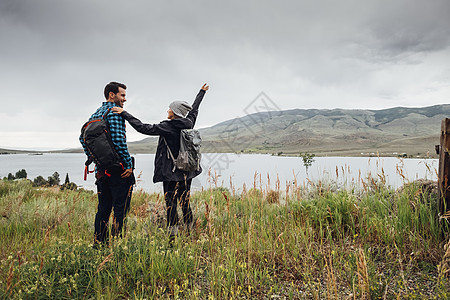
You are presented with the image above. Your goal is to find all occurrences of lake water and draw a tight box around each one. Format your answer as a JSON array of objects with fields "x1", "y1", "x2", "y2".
[{"x1": 0, "y1": 153, "x2": 438, "y2": 193}]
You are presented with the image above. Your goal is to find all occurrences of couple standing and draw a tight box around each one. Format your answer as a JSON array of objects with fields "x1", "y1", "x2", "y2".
[{"x1": 80, "y1": 81, "x2": 209, "y2": 246}]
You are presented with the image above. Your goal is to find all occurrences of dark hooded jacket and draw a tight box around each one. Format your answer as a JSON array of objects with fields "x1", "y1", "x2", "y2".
[{"x1": 120, "y1": 89, "x2": 205, "y2": 183}]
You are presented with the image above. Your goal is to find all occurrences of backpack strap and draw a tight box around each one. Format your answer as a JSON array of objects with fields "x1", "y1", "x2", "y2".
[
  {"x1": 84, "y1": 165, "x2": 96, "y2": 180},
  {"x1": 102, "y1": 108, "x2": 113, "y2": 119},
  {"x1": 83, "y1": 156, "x2": 94, "y2": 180},
  {"x1": 162, "y1": 137, "x2": 177, "y2": 172}
]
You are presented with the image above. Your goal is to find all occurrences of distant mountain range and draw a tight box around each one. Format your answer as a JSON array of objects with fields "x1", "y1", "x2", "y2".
[
  {"x1": 0, "y1": 148, "x2": 42, "y2": 155},
  {"x1": 127, "y1": 104, "x2": 450, "y2": 157},
  {"x1": 3, "y1": 105, "x2": 448, "y2": 157}
]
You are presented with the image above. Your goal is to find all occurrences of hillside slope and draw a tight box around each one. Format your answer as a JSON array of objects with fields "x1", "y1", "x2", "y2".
[{"x1": 127, "y1": 104, "x2": 449, "y2": 157}]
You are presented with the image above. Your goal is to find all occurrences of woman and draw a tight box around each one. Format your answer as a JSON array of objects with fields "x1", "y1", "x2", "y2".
[{"x1": 112, "y1": 83, "x2": 209, "y2": 239}]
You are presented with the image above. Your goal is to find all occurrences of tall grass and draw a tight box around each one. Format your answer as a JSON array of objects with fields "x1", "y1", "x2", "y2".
[{"x1": 0, "y1": 174, "x2": 449, "y2": 299}]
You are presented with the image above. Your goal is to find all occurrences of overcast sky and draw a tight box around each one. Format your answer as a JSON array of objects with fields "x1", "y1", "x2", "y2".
[{"x1": 1, "y1": 0, "x2": 449, "y2": 150}]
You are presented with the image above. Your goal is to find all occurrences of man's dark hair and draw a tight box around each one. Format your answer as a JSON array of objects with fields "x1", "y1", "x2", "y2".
[{"x1": 104, "y1": 82, "x2": 127, "y2": 99}]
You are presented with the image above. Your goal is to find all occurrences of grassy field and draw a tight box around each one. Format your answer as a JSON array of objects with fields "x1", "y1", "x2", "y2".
[{"x1": 1, "y1": 174, "x2": 449, "y2": 299}]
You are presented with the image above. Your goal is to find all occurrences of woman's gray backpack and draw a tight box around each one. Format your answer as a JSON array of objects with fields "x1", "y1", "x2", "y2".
[{"x1": 164, "y1": 129, "x2": 202, "y2": 172}]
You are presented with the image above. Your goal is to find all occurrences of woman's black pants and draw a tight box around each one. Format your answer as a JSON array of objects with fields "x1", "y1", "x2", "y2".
[{"x1": 163, "y1": 179, "x2": 193, "y2": 227}]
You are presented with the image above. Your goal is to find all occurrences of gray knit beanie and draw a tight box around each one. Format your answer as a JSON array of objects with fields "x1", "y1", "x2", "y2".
[{"x1": 169, "y1": 101, "x2": 192, "y2": 118}]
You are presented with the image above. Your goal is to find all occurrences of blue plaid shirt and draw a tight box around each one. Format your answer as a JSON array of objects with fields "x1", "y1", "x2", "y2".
[{"x1": 80, "y1": 102, "x2": 133, "y2": 170}]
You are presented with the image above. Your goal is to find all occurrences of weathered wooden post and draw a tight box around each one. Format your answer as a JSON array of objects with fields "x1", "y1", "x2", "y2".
[{"x1": 437, "y1": 118, "x2": 450, "y2": 215}]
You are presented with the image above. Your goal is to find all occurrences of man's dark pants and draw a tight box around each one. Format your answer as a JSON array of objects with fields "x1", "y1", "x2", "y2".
[
  {"x1": 163, "y1": 178, "x2": 193, "y2": 227},
  {"x1": 94, "y1": 172, "x2": 134, "y2": 244}
]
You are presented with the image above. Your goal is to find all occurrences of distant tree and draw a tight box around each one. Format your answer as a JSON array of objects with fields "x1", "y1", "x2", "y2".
[
  {"x1": 15, "y1": 169, "x2": 27, "y2": 179},
  {"x1": 47, "y1": 172, "x2": 60, "y2": 186},
  {"x1": 47, "y1": 177, "x2": 56, "y2": 186},
  {"x1": 33, "y1": 176, "x2": 47, "y2": 187},
  {"x1": 7, "y1": 173, "x2": 15, "y2": 181},
  {"x1": 61, "y1": 182, "x2": 77, "y2": 191},
  {"x1": 60, "y1": 173, "x2": 77, "y2": 191},
  {"x1": 53, "y1": 172, "x2": 60, "y2": 184},
  {"x1": 299, "y1": 152, "x2": 316, "y2": 176}
]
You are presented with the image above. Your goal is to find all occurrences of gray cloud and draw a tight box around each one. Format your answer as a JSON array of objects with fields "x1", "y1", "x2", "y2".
[{"x1": 0, "y1": 0, "x2": 449, "y2": 149}]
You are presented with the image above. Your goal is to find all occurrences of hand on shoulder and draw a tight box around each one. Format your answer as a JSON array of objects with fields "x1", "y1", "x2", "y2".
[{"x1": 112, "y1": 107, "x2": 124, "y2": 114}]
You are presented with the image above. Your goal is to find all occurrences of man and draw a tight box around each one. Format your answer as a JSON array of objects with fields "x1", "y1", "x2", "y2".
[
  {"x1": 79, "y1": 81, "x2": 135, "y2": 246},
  {"x1": 111, "y1": 83, "x2": 208, "y2": 244}
]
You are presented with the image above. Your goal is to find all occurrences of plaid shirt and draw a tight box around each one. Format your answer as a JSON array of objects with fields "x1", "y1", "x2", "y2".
[{"x1": 79, "y1": 102, "x2": 133, "y2": 170}]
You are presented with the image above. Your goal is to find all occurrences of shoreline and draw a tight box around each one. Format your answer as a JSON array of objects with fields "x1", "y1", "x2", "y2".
[{"x1": 0, "y1": 150, "x2": 438, "y2": 159}]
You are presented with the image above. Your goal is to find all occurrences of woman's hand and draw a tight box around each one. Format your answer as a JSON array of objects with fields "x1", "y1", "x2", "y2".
[
  {"x1": 112, "y1": 107, "x2": 124, "y2": 114},
  {"x1": 201, "y1": 83, "x2": 209, "y2": 91}
]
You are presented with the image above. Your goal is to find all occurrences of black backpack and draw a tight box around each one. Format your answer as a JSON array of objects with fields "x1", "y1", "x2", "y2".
[
  {"x1": 81, "y1": 109, "x2": 123, "y2": 178},
  {"x1": 164, "y1": 129, "x2": 202, "y2": 172}
]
